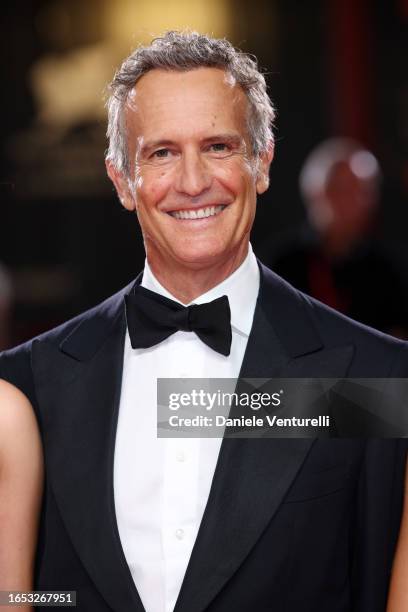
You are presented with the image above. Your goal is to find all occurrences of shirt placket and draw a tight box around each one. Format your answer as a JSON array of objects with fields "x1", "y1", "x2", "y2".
[{"x1": 161, "y1": 334, "x2": 204, "y2": 612}]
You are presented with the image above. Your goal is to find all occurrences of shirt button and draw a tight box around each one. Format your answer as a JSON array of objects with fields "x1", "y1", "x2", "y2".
[
  {"x1": 176, "y1": 450, "x2": 186, "y2": 462},
  {"x1": 175, "y1": 528, "x2": 185, "y2": 540}
]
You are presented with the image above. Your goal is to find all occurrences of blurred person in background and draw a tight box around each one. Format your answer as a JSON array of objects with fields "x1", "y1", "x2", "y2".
[
  {"x1": 262, "y1": 138, "x2": 408, "y2": 337},
  {"x1": 0, "y1": 380, "x2": 43, "y2": 610}
]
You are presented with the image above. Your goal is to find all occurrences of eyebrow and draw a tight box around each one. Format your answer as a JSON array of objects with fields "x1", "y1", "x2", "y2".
[
  {"x1": 201, "y1": 133, "x2": 243, "y2": 147},
  {"x1": 139, "y1": 133, "x2": 244, "y2": 157},
  {"x1": 139, "y1": 139, "x2": 175, "y2": 157}
]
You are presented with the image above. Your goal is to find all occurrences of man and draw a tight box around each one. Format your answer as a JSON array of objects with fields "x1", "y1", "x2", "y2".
[{"x1": 0, "y1": 31, "x2": 407, "y2": 612}]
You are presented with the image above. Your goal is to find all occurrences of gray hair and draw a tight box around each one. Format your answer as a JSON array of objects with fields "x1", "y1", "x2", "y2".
[{"x1": 106, "y1": 31, "x2": 275, "y2": 174}]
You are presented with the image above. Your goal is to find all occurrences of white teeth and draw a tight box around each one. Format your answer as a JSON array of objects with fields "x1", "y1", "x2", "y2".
[{"x1": 170, "y1": 205, "x2": 226, "y2": 220}]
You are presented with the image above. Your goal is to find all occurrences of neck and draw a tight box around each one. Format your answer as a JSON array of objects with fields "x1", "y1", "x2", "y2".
[{"x1": 146, "y1": 244, "x2": 249, "y2": 304}]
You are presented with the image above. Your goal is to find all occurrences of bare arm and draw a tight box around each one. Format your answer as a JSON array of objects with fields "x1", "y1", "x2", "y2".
[
  {"x1": 0, "y1": 380, "x2": 44, "y2": 610},
  {"x1": 387, "y1": 455, "x2": 408, "y2": 611}
]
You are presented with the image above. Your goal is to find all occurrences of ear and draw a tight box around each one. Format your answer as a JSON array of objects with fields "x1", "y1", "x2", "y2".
[
  {"x1": 256, "y1": 142, "x2": 274, "y2": 195},
  {"x1": 105, "y1": 159, "x2": 136, "y2": 211}
]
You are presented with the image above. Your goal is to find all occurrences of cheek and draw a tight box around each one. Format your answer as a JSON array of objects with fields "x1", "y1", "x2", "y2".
[
  {"x1": 135, "y1": 170, "x2": 173, "y2": 208},
  {"x1": 214, "y1": 159, "x2": 255, "y2": 197}
]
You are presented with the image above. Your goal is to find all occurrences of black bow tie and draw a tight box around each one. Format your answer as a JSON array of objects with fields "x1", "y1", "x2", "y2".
[{"x1": 125, "y1": 285, "x2": 232, "y2": 356}]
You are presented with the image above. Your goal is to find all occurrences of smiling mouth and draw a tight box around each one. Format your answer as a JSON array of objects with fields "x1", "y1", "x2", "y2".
[{"x1": 167, "y1": 205, "x2": 227, "y2": 220}]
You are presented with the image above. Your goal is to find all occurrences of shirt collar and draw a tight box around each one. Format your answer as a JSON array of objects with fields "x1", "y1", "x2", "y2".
[{"x1": 141, "y1": 244, "x2": 259, "y2": 337}]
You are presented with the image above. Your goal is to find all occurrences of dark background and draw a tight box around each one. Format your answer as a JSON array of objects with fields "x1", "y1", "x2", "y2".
[{"x1": 1, "y1": 0, "x2": 407, "y2": 347}]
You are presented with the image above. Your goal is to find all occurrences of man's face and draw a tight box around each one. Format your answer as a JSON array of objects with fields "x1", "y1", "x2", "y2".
[{"x1": 107, "y1": 67, "x2": 272, "y2": 273}]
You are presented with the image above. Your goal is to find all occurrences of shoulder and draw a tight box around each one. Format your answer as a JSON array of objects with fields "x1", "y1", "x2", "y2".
[
  {"x1": 259, "y1": 261, "x2": 408, "y2": 376},
  {"x1": 0, "y1": 379, "x2": 33, "y2": 423},
  {"x1": 3, "y1": 281, "x2": 130, "y2": 354},
  {"x1": 304, "y1": 288, "x2": 405, "y2": 354},
  {"x1": 0, "y1": 380, "x2": 42, "y2": 473},
  {"x1": 303, "y1": 291, "x2": 407, "y2": 375},
  {"x1": 0, "y1": 281, "x2": 133, "y2": 402}
]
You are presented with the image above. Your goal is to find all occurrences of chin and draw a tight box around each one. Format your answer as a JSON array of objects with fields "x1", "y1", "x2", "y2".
[{"x1": 171, "y1": 244, "x2": 231, "y2": 269}]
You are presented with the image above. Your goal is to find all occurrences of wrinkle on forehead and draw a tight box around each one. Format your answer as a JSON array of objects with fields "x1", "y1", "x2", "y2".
[
  {"x1": 124, "y1": 67, "x2": 252, "y2": 172},
  {"x1": 126, "y1": 67, "x2": 238, "y2": 108}
]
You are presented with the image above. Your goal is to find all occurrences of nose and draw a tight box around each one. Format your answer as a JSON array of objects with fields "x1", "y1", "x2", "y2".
[{"x1": 175, "y1": 149, "x2": 212, "y2": 197}]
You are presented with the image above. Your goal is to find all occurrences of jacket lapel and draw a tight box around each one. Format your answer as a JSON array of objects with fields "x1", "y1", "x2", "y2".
[
  {"x1": 174, "y1": 263, "x2": 354, "y2": 612},
  {"x1": 32, "y1": 284, "x2": 146, "y2": 612}
]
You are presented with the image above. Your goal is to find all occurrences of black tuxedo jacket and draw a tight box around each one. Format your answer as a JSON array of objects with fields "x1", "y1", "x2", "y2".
[{"x1": 1, "y1": 263, "x2": 407, "y2": 612}]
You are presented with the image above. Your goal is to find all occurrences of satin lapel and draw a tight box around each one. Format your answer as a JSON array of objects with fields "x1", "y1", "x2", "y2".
[
  {"x1": 174, "y1": 265, "x2": 354, "y2": 612},
  {"x1": 32, "y1": 305, "x2": 146, "y2": 612}
]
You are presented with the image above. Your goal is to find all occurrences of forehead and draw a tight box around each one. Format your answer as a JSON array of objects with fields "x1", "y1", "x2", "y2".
[{"x1": 124, "y1": 67, "x2": 249, "y2": 140}]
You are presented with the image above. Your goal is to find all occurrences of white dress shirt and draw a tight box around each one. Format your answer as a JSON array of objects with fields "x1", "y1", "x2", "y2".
[{"x1": 113, "y1": 246, "x2": 259, "y2": 612}]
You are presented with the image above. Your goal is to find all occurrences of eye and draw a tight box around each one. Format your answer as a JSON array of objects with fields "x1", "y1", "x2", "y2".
[
  {"x1": 152, "y1": 148, "x2": 170, "y2": 158},
  {"x1": 209, "y1": 143, "x2": 229, "y2": 152}
]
